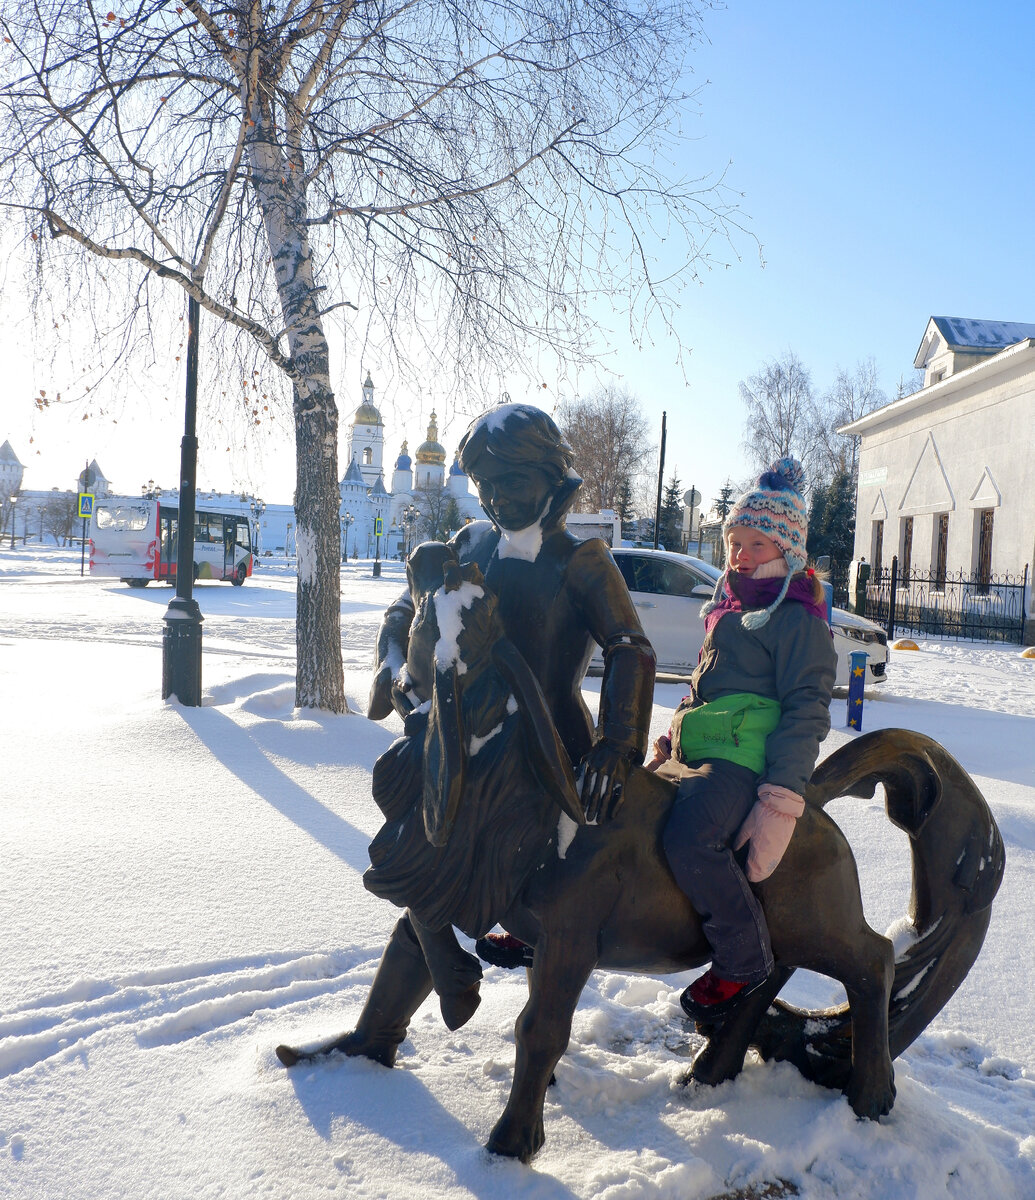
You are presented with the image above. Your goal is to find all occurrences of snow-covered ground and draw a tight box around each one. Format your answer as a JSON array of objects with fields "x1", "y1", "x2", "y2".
[{"x1": 2, "y1": 545, "x2": 1033, "y2": 1200}]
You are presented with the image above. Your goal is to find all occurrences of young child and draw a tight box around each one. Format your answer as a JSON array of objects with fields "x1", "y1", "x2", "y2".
[{"x1": 651, "y1": 456, "x2": 836, "y2": 1020}]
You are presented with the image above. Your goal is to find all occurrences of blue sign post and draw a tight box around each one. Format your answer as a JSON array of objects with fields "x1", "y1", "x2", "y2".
[
  {"x1": 77, "y1": 484, "x2": 95, "y2": 576},
  {"x1": 846, "y1": 650, "x2": 868, "y2": 730}
]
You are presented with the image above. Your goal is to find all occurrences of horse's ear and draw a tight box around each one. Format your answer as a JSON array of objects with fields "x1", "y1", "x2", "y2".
[
  {"x1": 423, "y1": 665, "x2": 465, "y2": 846},
  {"x1": 492, "y1": 639, "x2": 585, "y2": 826}
]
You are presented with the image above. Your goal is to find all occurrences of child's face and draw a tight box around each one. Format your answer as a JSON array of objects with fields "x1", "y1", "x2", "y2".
[{"x1": 726, "y1": 526, "x2": 784, "y2": 575}]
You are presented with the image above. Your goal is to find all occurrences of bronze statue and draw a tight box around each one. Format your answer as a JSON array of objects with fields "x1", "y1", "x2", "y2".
[{"x1": 277, "y1": 406, "x2": 1004, "y2": 1163}]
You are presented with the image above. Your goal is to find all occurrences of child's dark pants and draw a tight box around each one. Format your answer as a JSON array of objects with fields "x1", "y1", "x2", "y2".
[{"x1": 662, "y1": 758, "x2": 774, "y2": 983}]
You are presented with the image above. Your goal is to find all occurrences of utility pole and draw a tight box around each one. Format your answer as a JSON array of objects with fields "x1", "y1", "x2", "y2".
[{"x1": 652, "y1": 411, "x2": 666, "y2": 550}]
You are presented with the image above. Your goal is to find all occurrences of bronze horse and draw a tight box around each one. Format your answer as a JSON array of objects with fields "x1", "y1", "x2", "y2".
[{"x1": 278, "y1": 556, "x2": 1005, "y2": 1164}]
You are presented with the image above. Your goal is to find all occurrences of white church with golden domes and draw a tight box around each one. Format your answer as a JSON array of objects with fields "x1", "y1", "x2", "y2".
[{"x1": 338, "y1": 373, "x2": 485, "y2": 558}]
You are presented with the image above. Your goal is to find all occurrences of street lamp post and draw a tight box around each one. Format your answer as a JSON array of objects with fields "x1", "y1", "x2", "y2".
[
  {"x1": 250, "y1": 498, "x2": 265, "y2": 558},
  {"x1": 161, "y1": 294, "x2": 204, "y2": 707},
  {"x1": 341, "y1": 510, "x2": 354, "y2": 561},
  {"x1": 402, "y1": 504, "x2": 420, "y2": 557},
  {"x1": 9, "y1": 495, "x2": 17, "y2": 550}
]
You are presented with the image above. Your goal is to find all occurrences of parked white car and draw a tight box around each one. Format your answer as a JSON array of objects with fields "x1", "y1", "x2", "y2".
[{"x1": 590, "y1": 548, "x2": 888, "y2": 689}]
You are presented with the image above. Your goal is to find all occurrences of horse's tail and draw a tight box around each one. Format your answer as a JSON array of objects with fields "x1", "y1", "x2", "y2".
[{"x1": 751, "y1": 727, "x2": 1005, "y2": 1081}]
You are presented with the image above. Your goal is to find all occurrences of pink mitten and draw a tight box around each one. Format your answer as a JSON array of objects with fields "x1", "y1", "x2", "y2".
[{"x1": 734, "y1": 784, "x2": 805, "y2": 882}]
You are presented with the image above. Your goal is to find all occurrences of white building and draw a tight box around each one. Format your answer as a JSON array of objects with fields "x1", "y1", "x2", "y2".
[
  {"x1": 840, "y1": 316, "x2": 1035, "y2": 640},
  {"x1": 339, "y1": 376, "x2": 485, "y2": 559}
]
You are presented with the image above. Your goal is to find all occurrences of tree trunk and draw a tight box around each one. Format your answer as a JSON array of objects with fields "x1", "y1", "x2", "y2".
[
  {"x1": 294, "y1": 373, "x2": 346, "y2": 713},
  {"x1": 248, "y1": 121, "x2": 346, "y2": 712}
]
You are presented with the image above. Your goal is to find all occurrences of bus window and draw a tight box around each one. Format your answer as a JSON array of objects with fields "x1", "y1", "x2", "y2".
[
  {"x1": 94, "y1": 503, "x2": 149, "y2": 531},
  {"x1": 235, "y1": 519, "x2": 251, "y2": 550}
]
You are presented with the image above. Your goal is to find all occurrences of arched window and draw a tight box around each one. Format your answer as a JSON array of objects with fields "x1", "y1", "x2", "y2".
[{"x1": 363, "y1": 447, "x2": 372, "y2": 465}]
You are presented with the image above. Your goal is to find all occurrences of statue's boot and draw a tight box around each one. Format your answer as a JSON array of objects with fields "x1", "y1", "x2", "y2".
[
  {"x1": 410, "y1": 913, "x2": 483, "y2": 1031},
  {"x1": 333, "y1": 914, "x2": 435, "y2": 1066}
]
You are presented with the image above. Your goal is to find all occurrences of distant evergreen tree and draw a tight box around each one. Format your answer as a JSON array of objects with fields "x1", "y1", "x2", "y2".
[
  {"x1": 442, "y1": 497, "x2": 464, "y2": 539},
  {"x1": 714, "y1": 480, "x2": 736, "y2": 522},
  {"x1": 615, "y1": 477, "x2": 634, "y2": 527},
  {"x1": 807, "y1": 486, "x2": 829, "y2": 559},
  {"x1": 713, "y1": 480, "x2": 737, "y2": 566},
  {"x1": 807, "y1": 468, "x2": 855, "y2": 565},
  {"x1": 659, "y1": 474, "x2": 683, "y2": 551}
]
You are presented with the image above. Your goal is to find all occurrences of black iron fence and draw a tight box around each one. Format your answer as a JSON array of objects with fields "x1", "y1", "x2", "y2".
[{"x1": 852, "y1": 557, "x2": 1029, "y2": 644}]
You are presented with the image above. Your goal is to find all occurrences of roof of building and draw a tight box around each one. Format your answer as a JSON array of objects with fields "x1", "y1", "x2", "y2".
[
  {"x1": 0, "y1": 439, "x2": 24, "y2": 466},
  {"x1": 915, "y1": 316, "x2": 1035, "y2": 366},
  {"x1": 449, "y1": 457, "x2": 465, "y2": 477},
  {"x1": 369, "y1": 473, "x2": 389, "y2": 498},
  {"x1": 844, "y1": 335, "x2": 1035, "y2": 436},
  {"x1": 395, "y1": 441, "x2": 412, "y2": 470},
  {"x1": 342, "y1": 457, "x2": 366, "y2": 485}
]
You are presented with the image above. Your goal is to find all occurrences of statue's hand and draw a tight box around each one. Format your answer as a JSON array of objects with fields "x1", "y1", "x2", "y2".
[
  {"x1": 390, "y1": 672, "x2": 418, "y2": 718},
  {"x1": 369, "y1": 663, "x2": 417, "y2": 720},
  {"x1": 579, "y1": 741, "x2": 634, "y2": 823}
]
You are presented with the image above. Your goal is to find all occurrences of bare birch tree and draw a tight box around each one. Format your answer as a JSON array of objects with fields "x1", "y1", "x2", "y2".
[
  {"x1": 556, "y1": 385, "x2": 650, "y2": 513},
  {"x1": 739, "y1": 352, "x2": 823, "y2": 489},
  {"x1": 1, "y1": 0, "x2": 741, "y2": 710},
  {"x1": 819, "y1": 358, "x2": 887, "y2": 480}
]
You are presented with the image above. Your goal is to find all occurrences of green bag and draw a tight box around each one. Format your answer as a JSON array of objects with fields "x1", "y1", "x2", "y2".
[{"x1": 673, "y1": 691, "x2": 782, "y2": 775}]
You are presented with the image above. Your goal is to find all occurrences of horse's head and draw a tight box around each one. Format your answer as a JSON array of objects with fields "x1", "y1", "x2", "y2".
[{"x1": 404, "y1": 544, "x2": 501, "y2": 707}]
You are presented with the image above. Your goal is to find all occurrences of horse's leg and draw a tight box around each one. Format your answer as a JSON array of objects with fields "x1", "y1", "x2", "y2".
[
  {"x1": 331, "y1": 914, "x2": 435, "y2": 1065},
  {"x1": 486, "y1": 928, "x2": 597, "y2": 1163},
  {"x1": 832, "y1": 927, "x2": 896, "y2": 1118},
  {"x1": 690, "y1": 966, "x2": 794, "y2": 1086},
  {"x1": 409, "y1": 913, "x2": 483, "y2": 1031}
]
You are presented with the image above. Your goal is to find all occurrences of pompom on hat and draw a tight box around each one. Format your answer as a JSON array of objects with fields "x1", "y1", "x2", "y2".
[{"x1": 720, "y1": 455, "x2": 810, "y2": 629}]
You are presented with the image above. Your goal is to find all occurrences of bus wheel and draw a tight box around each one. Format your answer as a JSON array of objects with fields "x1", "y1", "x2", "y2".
[
  {"x1": 125, "y1": 578, "x2": 149, "y2": 588},
  {"x1": 232, "y1": 562, "x2": 247, "y2": 586}
]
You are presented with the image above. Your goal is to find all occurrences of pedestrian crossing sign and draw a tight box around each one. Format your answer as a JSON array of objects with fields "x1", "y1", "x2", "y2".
[
  {"x1": 375, "y1": 517, "x2": 383, "y2": 536},
  {"x1": 78, "y1": 492, "x2": 95, "y2": 518}
]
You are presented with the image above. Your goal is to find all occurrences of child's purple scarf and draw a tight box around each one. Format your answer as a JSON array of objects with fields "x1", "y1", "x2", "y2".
[{"x1": 703, "y1": 570, "x2": 829, "y2": 638}]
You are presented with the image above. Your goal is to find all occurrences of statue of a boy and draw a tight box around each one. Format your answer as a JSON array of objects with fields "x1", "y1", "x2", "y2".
[{"x1": 354, "y1": 404, "x2": 656, "y2": 1044}]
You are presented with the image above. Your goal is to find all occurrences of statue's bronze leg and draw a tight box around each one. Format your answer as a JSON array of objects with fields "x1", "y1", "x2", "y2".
[
  {"x1": 838, "y1": 929, "x2": 896, "y2": 1118},
  {"x1": 409, "y1": 913, "x2": 483, "y2": 1031},
  {"x1": 690, "y1": 966, "x2": 794, "y2": 1086},
  {"x1": 487, "y1": 927, "x2": 597, "y2": 1162},
  {"x1": 333, "y1": 914, "x2": 435, "y2": 1066}
]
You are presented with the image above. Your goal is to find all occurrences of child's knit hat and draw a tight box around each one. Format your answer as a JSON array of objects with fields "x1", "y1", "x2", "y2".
[{"x1": 722, "y1": 456, "x2": 809, "y2": 629}]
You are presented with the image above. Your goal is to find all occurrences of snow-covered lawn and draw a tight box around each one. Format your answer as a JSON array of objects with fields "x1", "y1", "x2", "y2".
[{"x1": 2, "y1": 546, "x2": 1033, "y2": 1199}]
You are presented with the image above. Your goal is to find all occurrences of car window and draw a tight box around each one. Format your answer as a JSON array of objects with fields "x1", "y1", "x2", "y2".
[
  {"x1": 616, "y1": 555, "x2": 640, "y2": 593},
  {"x1": 658, "y1": 561, "x2": 702, "y2": 598},
  {"x1": 629, "y1": 558, "x2": 670, "y2": 595}
]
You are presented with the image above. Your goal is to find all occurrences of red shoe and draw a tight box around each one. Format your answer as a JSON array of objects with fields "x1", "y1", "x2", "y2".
[
  {"x1": 680, "y1": 968, "x2": 769, "y2": 1021},
  {"x1": 475, "y1": 932, "x2": 534, "y2": 969}
]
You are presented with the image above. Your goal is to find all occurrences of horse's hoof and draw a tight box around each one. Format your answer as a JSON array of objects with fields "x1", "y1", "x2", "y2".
[
  {"x1": 690, "y1": 1041, "x2": 743, "y2": 1087},
  {"x1": 440, "y1": 982, "x2": 481, "y2": 1032},
  {"x1": 486, "y1": 1115, "x2": 545, "y2": 1163},
  {"x1": 847, "y1": 1077, "x2": 896, "y2": 1120}
]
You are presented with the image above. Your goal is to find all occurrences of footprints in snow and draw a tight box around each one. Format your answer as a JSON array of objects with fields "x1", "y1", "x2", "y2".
[{"x1": 0, "y1": 950, "x2": 374, "y2": 1079}]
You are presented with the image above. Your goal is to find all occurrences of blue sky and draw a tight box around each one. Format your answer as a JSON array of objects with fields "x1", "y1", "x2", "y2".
[{"x1": 5, "y1": 0, "x2": 1034, "y2": 514}]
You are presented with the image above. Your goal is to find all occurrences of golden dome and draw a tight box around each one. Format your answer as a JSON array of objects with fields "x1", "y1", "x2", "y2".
[
  {"x1": 353, "y1": 403, "x2": 382, "y2": 426},
  {"x1": 353, "y1": 372, "x2": 382, "y2": 426},
  {"x1": 415, "y1": 411, "x2": 446, "y2": 465}
]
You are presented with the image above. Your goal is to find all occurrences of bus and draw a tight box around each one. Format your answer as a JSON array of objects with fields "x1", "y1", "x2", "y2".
[{"x1": 89, "y1": 497, "x2": 254, "y2": 587}]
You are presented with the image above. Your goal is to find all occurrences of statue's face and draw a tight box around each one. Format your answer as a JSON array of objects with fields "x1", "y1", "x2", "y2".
[{"x1": 469, "y1": 456, "x2": 556, "y2": 532}]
